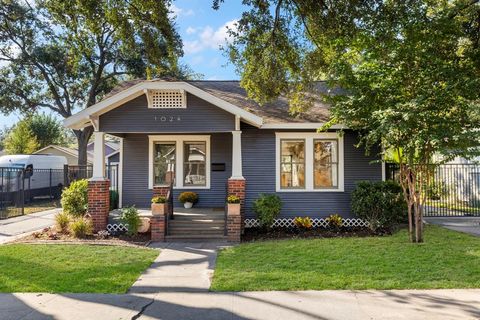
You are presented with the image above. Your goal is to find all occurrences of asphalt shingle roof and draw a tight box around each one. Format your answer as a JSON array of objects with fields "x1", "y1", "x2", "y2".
[{"x1": 105, "y1": 79, "x2": 340, "y2": 124}]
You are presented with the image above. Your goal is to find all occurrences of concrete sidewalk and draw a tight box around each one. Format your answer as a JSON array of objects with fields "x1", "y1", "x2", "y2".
[
  {"x1": 425, "y1": 217, "x2": 480, "y2": 236},
  {"x1": 1, "y1": 289, "x2": 479, "y2": 320},
  {"x1": 0, "y1": 208, "x2": 60, "y2": 244}
]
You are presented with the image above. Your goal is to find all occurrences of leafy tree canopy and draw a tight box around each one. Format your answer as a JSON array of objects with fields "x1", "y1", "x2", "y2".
[
  {"x1": 28, "y1": 113, "x2": 66, "y2": 148},
  {"x1": 0, "y1": 0, "x2": 188, "y2": 163},
  {"x1": 219, "y1": 0, "x2": 480, "y2": 161},
  {"x1": 217, "y1": 0, "x2": 480, "y2": 242},
  {"x1": 4, "y1": 119, "x2": 39, "y2": 154}
]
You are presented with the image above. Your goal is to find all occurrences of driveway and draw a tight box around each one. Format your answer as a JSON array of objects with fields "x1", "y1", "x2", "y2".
[
  {"x1": 424, "y1": 216, "x2": 480, "y2": 236},
  {"x1": 1, "y1": 242, "x2": 479, "y2": 319},
  {"x1": 0, "y1": 208, "x2": 60, "y2": 244}
]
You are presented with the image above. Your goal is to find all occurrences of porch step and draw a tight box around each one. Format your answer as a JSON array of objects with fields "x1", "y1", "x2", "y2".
[
  {"x1": 165, "y1": 234, "x2": 228, "y2": 242},
  {"x1": 169, "y1": 220, "x2": 225, "y2": 227},
  {"x1": 167, "y1": 208, "x2": 226, "y2": 241},
  {"x1": 168, "y1": 224, "x2": 225, "y2": 231}
]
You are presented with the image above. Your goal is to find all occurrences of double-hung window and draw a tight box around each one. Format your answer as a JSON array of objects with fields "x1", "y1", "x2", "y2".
[
  {"x1": 276, "y1": 133, "x2": 344, "y2": 192},
  {"x1": 280, "y1": 139, "x2": 305, "y2": 188},
  {"x1": 149, "y1": 135, "x2": 210, "y2": 189}
]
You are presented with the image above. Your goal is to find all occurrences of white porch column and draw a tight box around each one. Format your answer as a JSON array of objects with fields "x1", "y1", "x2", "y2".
[
  {"x1": 92, "y1": 131, "x2": 106, "y2": 179},
  {"x1": 231, "y1": 130, "x2": 243, "y2": 179}
]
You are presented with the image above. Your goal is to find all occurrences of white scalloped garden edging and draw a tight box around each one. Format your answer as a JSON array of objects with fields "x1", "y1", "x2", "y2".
[{"x1": 244, "y1": 218, "x2": 369, "y2": 228}]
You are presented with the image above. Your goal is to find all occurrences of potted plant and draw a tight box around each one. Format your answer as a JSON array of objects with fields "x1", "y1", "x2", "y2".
[
  {"x1": 227, "y1": 195, "x2": 241, "y2": 215},
  {"x1": 151, "y1": 196, "x2": 167, "y2": 216},
  {"x1": 178, "y1": 192, "x2": 198, "y2": 208}
]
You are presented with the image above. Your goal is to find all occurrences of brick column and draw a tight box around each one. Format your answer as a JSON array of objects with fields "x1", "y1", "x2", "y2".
[
  {"x1": 227, "y1": 178, "x2": 245, "y2": 242},
  {"x1": 150, "y1": 215, "x2": 166, "y2": 241},
  {"x1": 153, "y1": 185, "x2": 172, "y2": 217},
  {"x1": 88, "y1": 179, "x2": 110, "y2": 233},
  {"x1": 153, "y1": 185, "x2": 170, "y2": 197}
]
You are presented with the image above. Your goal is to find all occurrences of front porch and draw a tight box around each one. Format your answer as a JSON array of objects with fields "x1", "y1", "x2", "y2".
[{"x1": 109, "y1": 207, "x2": 228, "y2": 241}]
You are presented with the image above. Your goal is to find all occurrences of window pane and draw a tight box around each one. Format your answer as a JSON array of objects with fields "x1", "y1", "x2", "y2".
[
  {"x1": 184, "y1": 142, "x2": 206, "y2": 186},
  {"x1": 314, "y1": 163, "x2": 338, "y2": 187},
  {"x1": 281, "y1": 164, "x2": 305, "y2": 188},
  {"x1": 153, "y1": 143, "x2": 176, "y2": 185},
  {"x1": 281, "y1": 140, "x2": 304, "y2": 162},
  {"x1": 314, "y1": 140, "x2": 338, "y2": 188},
  {"x1": 280, "y1": 140, "x2": 305, "y2": 188}
]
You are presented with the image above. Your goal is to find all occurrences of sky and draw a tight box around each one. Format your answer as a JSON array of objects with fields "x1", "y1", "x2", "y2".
[{"x1": 0, "y1": 0, "x2": 246, "y2": 128}]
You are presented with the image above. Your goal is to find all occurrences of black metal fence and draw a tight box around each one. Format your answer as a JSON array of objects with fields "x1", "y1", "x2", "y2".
[
  {"x1": 0, "y1": 165, "x2": 118, "y2": 219},
  {"x1": 386, "y1": 163, "x2": 480, "y2": 217}
]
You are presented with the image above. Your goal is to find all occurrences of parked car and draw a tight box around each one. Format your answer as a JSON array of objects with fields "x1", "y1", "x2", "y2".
[{"x1": 0, "y1": 155, "x2": 67, "y2": 201}]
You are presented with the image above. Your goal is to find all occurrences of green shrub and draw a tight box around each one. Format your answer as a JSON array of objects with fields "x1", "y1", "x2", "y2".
[
  {"x1": 109, "y1": 190, "x2": 119, "y2": 210},
  {"x1": 252, "y1": 194, "x2": 282, "y2": 229},
  {"x1": 351, "y1": 180, "x2": 407, "y2": 231},
  {"x1": 227, "y1": 195, "x2": 240, "y2": 204},
  {"x1": 178, "y1": 192, "x2": 198, "y2": 204},
  {"x1": 151, "y1": 196, "x2": 167, "y2": 203},
  {"x1": 120, "y1": 206, "x2": 141, "y2": 236},
  {"x1": 55, "y1": 211, "x2": 71, "y2": 233},
  {"x1": 326, "y1": 214, "x2": 343, "y2": 229},
  {"x1": 294, "y1": 217, "x2": 313, "y2": 230},
  {"x1": 61, "y1": 179, "x2": 88, "y2": 217},
  {"x1": 70, "y1": 218, "x2": 93, "y2": 238}
]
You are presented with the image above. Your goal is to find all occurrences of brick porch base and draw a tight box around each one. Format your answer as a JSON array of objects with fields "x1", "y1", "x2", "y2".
[
  {"x1": 227, "y1": 178, "x2": 245, "y2": 242},
  {"x1": 88, "y1": 179, "x2": 110, "y2": 233}
]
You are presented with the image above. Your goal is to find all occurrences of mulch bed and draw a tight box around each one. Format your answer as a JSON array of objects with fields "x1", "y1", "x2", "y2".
[
  {"x1": 242, "y1": 227, "x2": 391, "y2": 242},
  {"x1": 14, "y1": 227, "x2": 151, "y2": 247}
]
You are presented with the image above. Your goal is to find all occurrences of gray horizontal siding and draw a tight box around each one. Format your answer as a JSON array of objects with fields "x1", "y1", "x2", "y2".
[
  {"x1": 242, "y1": 128, "x2": 382, "y2": 218},
  {"x1": 121, "y1": 128, "x2": 382, "y2": 218},
  {"x1": 100, "y1": 93, "x2": 235, "y2": 133},
  {"x1": 122, "y1": 133, "x2": 231, "y2": 208}
]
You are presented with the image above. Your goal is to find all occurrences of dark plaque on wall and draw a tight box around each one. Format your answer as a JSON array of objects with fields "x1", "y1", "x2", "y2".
[{"x1": 211, "y1": 163, "x2": 226, "y2": 171}]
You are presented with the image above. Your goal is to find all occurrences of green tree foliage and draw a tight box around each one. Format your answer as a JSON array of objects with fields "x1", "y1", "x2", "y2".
[
  {"x1": 217, "y1": 0, "x2": 480, "y2": 242},
  {"x1": 0, "y1": 0, "x2": 187, "y2": 164},
  {"x1": 4, "y1": 120, "x2": 39, "y2": 154},
  {"x1": 28, "y1": 113, "x2": 65, "y2": 148},
  {"x1": 0, "y1": 126, "x2": 9, "y2": 151}
]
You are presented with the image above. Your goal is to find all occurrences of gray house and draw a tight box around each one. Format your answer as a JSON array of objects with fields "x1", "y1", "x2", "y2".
[{"x1": 64, "y1": 79, "x2": 382, "y2": 222}]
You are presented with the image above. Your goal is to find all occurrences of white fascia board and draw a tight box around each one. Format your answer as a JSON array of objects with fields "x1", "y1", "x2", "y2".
[
  {"x1": 261, "y1": 123, "x2": 347, "y2": 130},
  {"x1": 63, "y1": 81, "x2": 263, "y2": 129},
  {"x1": 106, "y1": 150, "x2": 120, "y2": 158}
]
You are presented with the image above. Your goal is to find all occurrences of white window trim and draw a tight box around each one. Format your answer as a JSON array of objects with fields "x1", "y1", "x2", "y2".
[
  {"x1": 148, "y1": 135, "x2": 210, "y2": 190},
  {"x1": 275, "y1": 132, "x2": 344, "y2": 192}
]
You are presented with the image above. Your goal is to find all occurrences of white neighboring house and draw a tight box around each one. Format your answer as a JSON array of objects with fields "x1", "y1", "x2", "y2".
[{"x1": 33, "y1": 140, "x2": 119, "y2": 166}]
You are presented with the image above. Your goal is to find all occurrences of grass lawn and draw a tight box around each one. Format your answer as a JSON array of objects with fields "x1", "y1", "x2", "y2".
[
  {"x1": 0, "y1": 244, "x2": 158, "y2": 293},
  {"x1": 212, "y1": 225, "x2": 480, "y2": 291}
]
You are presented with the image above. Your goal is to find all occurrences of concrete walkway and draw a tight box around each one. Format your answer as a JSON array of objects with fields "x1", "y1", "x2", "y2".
[
  {"x1": 425, "y1": 216, "x2": 480, "y2": 236},
  {"x1": 0, "y1": 208, "x2": 60, "y2": 244},
  {"x1": 129, "y1": 242, "x2": 222, "y2": 294},
  {"x1": 1, "y1": 242, "x2": 479, "y2": 319}
]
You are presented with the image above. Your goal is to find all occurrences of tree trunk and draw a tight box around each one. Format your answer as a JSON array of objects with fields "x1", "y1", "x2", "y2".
[
  {"x1": 407, "y1": 201, "x2": 414, "y2": 242},
  {"x1": 74, "y1": 127, "x2": 94, "y2": 165}
]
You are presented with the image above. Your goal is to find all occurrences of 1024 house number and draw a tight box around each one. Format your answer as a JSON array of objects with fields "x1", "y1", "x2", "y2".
[{"x1": 154, "y1": 115, "x2": 181, "y2": 122}]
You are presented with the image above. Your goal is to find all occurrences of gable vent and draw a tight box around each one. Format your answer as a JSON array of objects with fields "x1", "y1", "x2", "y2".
[{"x1": 146, "y1": 89, "x2": 187, "y2": 109}]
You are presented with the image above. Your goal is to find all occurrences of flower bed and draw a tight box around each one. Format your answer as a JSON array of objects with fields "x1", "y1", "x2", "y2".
[
  {"x1": 16, "y1": 226, "x2": 150, "y2": 246},
  {"x1": 243, "y1": 226, "x2": 390, "y2": 242}
]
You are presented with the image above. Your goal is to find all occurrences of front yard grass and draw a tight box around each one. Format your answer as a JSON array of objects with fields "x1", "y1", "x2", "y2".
[
  {"x1": 212, "y1": 225, "x2": 480, "y2": 291},
  {"x1": 0, "y1": 244, "x2": 158, "y2": 293}
]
